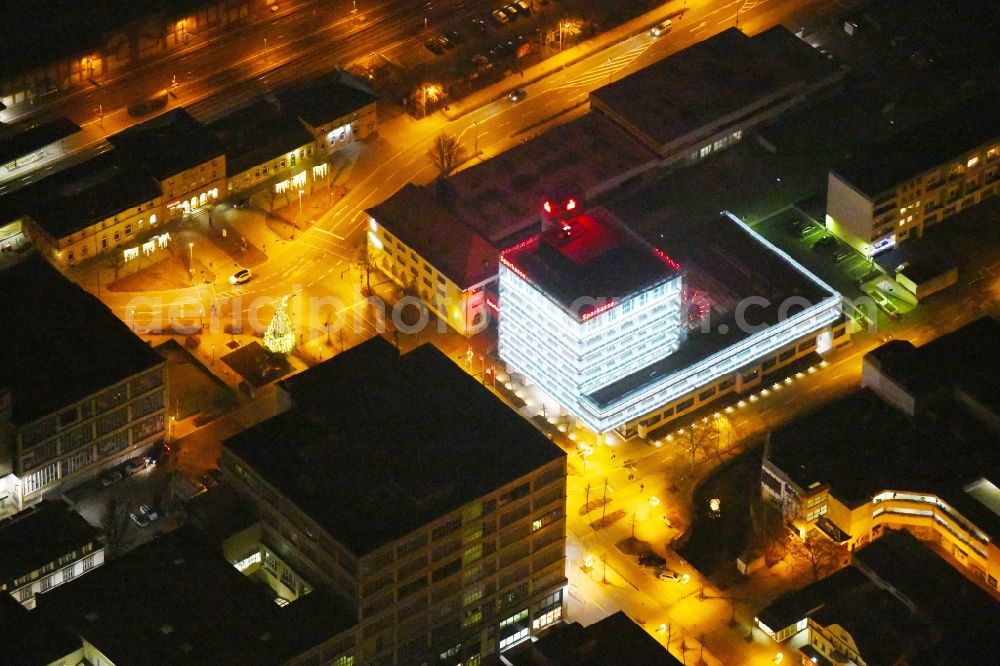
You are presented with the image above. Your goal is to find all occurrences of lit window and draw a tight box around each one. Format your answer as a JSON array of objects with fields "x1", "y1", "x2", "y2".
[
  {"x1": 150, "y1": 214, "x2": 157, "y2": 225},
  {"x1": 967, "y1": 156, "x2": 979, "y2": 168}
]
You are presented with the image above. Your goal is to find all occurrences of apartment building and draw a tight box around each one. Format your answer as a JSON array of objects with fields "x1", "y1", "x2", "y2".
[
  {"x1": 590, "y1": 26, "x2": 844, "y2": 167},
  {"x1": 207, "y1": 99, "x2": 320, "y2": 196},
  {"x1": 222, "y1": 336, "x2": 567, "y2": 665},
  {"x1": 0, "y1": 259, "x2": 167, "y2": 510},
  {"x1": 277, "y1": 72, "x2": 377, "y2": 155},
  {"x1": 756, "y1": 529, "x2": 1000, "y2": 665},
  {"x1": 0, "y1": 500, "x2": 103, "y2": 610},
  {"x1": 11, "y1": 151, "x2": 164, "y2": 267},
  {"x1": 108, "y1": 108, "x2": 226, "y2": 219},
  {"x1": 39, "y1": 526, "x2": 357, "y2": 666},
  {"x1": 826, "y1": 95, "x2": 1000, "y2": 256},
  {"x1": 366, "y1": 184, "x2": 498, "y2": 337},
  {"x1": 761, "y1": 318, "x2": 1000, "y2": 590}
]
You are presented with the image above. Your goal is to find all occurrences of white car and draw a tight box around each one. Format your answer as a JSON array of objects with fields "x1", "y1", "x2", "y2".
[
  {"x1": 139, "y1": 504, "x2": 159, "y2": 521},
  {"x1": 230, "y1": 268, "x2": 252, "y2": 285},
  {"x1": 651, "y1": 20, "x2": 673, "y2": 37}
]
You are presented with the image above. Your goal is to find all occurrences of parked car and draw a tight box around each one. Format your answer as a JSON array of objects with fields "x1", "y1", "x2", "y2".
[
  {"x1": 651, "y1": 19, "x2": 673, "y2": 37},
  {"x1": 201, "y1": 468, "x2": 223, "y2": 488},
  {"x1": 490, "y1": 9, "x2": 509, "y2": 26},
  {"x1": 229, "y1": 268, "x2": 252, "y2": 285},
  {"x1": 138, "y1": 504, "x2": 159, "y2": 521},
  {"x1": 514, "y1": 0, "x2": 531, "y2": 15},
  {"x1": 129, "y1": 511, "x2": 150, "y2": 528},
  {"x1": 424, "y1": 39, "x2": 445, "y2": 55},
  {"x1": 471, "y1": 18, "x2": 488, "y2": 34},
  {"x1": 657, "y1": 567, "x2": 680, "y2": 581},
  {"x1": 638, "y1": 553, "x2": 667, "y2": 568},
  {"x1": 436, "y1": 34, "x2": 455, "y2": 50},
  {"x1": 444, "y1": 30, "x2": 465, "y2": 44},
  {"x1": 100, "y1": 468, "x2": 124, "y2": 487},
  {"x1": 123, "y1": 456, "x2": 150, "y2": 475},
  {"x1": 501, "y1": 5, "x2": 519, "y2": 21},
  {"x1": 797, "y1": 223, "x2": 816, "y2": 238},
  {"x1": 508, "y1": 87, "x2": 528, "y2": 102},
  {"x1": 812, "y1": 236, "x2": 838, "y2": 255}
]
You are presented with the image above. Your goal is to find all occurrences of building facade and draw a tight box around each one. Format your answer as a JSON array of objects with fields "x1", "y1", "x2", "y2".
[
  {"x1": 276, "y1": 74, "x2": 378, "y2": 156},
  {"x1": 366, "y1": 184, "x2": 497, "y2": 337},
  {"x1": 498, "y1": 209, "x2": 845, "y2": 434},
  {"x1": 221, "y1": 338, "x2": 567, "y2": 665},
  {"x1": 826, "y1": 97, "x2": 1000, "y2": 257},
  {"x1": 0, "y1": 500, "x2": 104, "y2": 610},
  {"x1": 0, "y1": 259, "x2": 167, "y2": 510}
]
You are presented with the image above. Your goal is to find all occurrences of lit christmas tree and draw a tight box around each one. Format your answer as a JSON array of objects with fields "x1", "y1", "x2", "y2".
[{"x1": 264, "y1": 298, "x2": 295, "y2": 355}]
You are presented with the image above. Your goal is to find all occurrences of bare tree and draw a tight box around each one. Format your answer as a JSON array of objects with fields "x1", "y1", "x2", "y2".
[
  {"x1": 428, "y1": 133, "x2": 467, "y2": 179},
  {"x1": 353, "y1": 244, "x2": 378, "y2": 295},
  {"x1": 749, "y1": 496, "x2": 786, "y2": 564},
  {"x1": 102, "y1": 491, "x2": 131, "y2": 559},
  {"x1": 787, "y1": 534, "x2": 846, "y2": 582}
]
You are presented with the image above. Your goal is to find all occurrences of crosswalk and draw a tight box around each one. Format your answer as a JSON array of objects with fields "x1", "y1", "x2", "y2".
[{"x1": 551, "y1": 42, "x2": 655, "y2": 91}]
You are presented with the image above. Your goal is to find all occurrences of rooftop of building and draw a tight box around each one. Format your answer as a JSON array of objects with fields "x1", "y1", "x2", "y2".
[
  {"x1": 0, "y1": 593, "x2": 82, "y2": 666},
  {"x1": 502, "y1": 611, "x2": 683, "y2": 665},
  {"x1": 589, "y1": 26, "x2": 842, "y2": 151},
  {"x1": 448, "y1": 113, "x2": 657, "y2": 245},
  {"x1": 501, "y1": 206, "x2": 678, "y2": 320},
  {"x1": 107, "y1": 109, "x2": 224, "y2": 180},
  {"x1": 586, "y1": 212, "x2": 834, "y2": 409},
  {"x1": 765, "y1": 388, "x2": 1000, "y2": 536},
  {"x1": 0, "y1": 117, "x2": 81, "y2": 166},
  {"x1": 853, "y1": 529, "x2": 1000, "y2": 664},
  {"x1": 367, "y1": 183, "x2": 498, "y2": 288},
  {"x1": 0, "y1": 0, "x2": 210, "y2": 77},
  {"x1": 0, "y1": 256, "x2": 165, "y2": 425},
  {"x1": 18, "y1": 150, "x2": 161, "y2": 239},
  {"x1": 864, "y1": 316, "x2": 1000, "y2": 417},
  {"x1": 207, "y1": 100, "x2": 315, "y2": 176},
  {"x1": 0, "y1": 500, "x2": 101, "y2": 585},
  {"x1": 759, "y1": 530, "x2": 1000, "y2": 665},
  {"x1": 39, "y1": 526, "x2": 355, "y2": 666},
  {"x1": 276, "y1": 72, "x2": 376, "y2": 128},
  {"x1": 831, "y1": 93, "x2": 1000, "y2": 198},
  {"x1": 224, "y1": 337, "x2": 564, "y2": 556}
]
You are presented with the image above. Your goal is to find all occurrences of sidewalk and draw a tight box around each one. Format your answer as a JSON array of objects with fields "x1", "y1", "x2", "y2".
[{"x1": 440, "y1": 3, "x2": 687, "y2": 122}]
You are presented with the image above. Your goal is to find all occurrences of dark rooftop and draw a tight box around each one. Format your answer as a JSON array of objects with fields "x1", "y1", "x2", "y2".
[
  {"x1": 0, "y1": 500, "x2": 101, "y2": 587},
  {"x1": 590, "y1": 26, "x2": 841, "y2": 152},
  {"x1": 0, "y1": 594, "x2": 82, "y2": 666},
  {"x1": 18, "y1": 150, "x2": 161, "y2": 239},
  {"x1": 503, "y1": 611, "x2": 682, "y2": 665},
  {"x1": 501, "y1": 207, "x2": 679, "y2": 321},
  {"x1": 865, "y1": 316, "x2": 1000, "y2": 415},
  {"x1": 224, "y1": 337, "x2": 564, "y2": 556},
  {"x1": 207, "y1": 100, "x2": 315, "y2": 176},
  {"x1": 854, "y1": 529, "x2": 1000, "y2": 664},
  {"x1": 0, "y1": 0, "x2": 211, "y2": 77},
  {"x1": 0, "y1": 257, "x2": 164, "y2": 425},
  {"x1": 39, "y1": 527, "x2": 355, "y2": 666},
  {"x1": 448, "y1": 113, "x2": 657, "y2": 244},
  {"x1": 757, "y1": 566, "x2": 871, "y2": 633},
  {"x1": 832, "y1": 94, "x2": 1000, "y2": 197},
  {"x1": 766, "y1": 388, "x2": 1000, "y2": 536},
  {"x1": 587, "y1": 212, "x2": 834, "y2": 408},
  {"x1": 759, "y1": 530, "x2": 1000, "y2": 665},
  {"x1": 108, "y1": 109, "x2": 223, "y2": 180},
  {"x1": 0, "y1": 117, "x2": 81, "y2": 166},
  {"x1": 367, "y1": 183, "x2": 498, "y2": 288},
  {"x1": 276, "y1": 73, "x2": 376, "y2": 128}
]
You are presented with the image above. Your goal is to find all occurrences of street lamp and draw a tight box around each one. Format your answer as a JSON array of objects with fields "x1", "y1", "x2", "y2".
[{"x1": 188, "y1": 242, "x2": 194, "y2": 270}]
